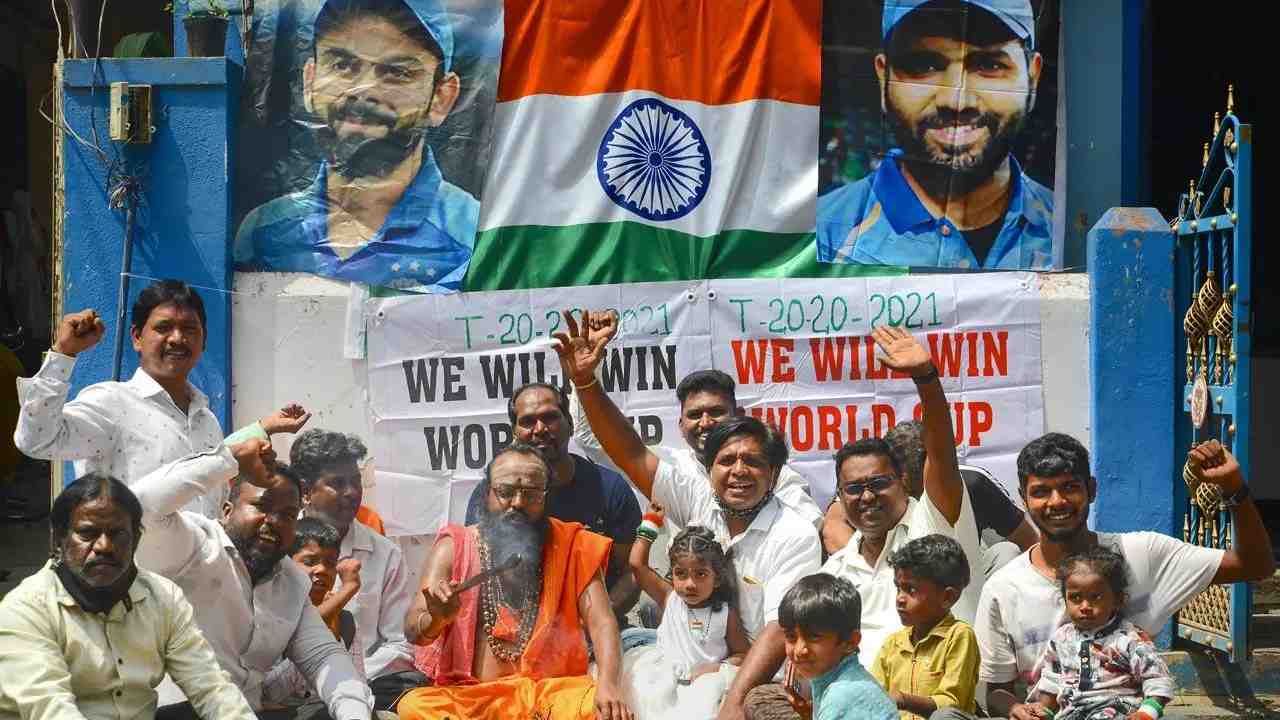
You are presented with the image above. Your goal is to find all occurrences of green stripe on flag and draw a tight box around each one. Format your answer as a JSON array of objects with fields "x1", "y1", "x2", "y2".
[{"x1": 460, "y1": 222, "x2": 906, "y2": 292}]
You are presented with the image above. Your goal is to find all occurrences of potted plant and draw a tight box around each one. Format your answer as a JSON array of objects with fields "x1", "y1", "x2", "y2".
[{"x1": 177, "y1": 1, "x2": 230, "y2": 58}]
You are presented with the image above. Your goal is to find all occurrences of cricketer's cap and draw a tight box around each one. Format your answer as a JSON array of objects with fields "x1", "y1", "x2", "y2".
[{"x1": 882, "y1": 0, "x2": 1034, "y2": 48}]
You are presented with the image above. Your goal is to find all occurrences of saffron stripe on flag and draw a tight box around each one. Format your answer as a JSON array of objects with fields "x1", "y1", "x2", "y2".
[{"x1": 498, "y1": 0, "x2": 821, "y2": 105}]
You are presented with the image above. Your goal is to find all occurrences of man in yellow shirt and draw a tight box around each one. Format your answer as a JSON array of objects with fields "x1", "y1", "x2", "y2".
[
  {"x1": 869, "y1": 535, "x2": 979, "y2": 720},
  {"x1": 0, "y1": 473, "x2": 258, "y2": 720}
]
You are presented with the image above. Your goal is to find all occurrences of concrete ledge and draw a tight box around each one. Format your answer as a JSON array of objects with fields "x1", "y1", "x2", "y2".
[
  {"x1": 63, "y1": 58, "x2": 232, "y2": 87},
  {"x1": 1163, "y1": 648, "x2": 1280, "y2": 699}
]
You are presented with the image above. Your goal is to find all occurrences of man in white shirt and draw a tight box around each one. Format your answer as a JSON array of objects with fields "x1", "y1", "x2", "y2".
[
  {"x1": 291, "y1": 429, "x2": 419, "y2": 710},
  {"x1": 0, "y1": 473, "x2": 256, "y2": 720},
  {"x1": 14, "y1": 279, "x2": 306, "y2": 518},
  {"x1": 817, "y1": 327, "x2": 981, "y2": 669},
  {"x1": 551, "y1": 310, "x2": 822, "y2": 720},
  {"x1": 133, "y1": 456, "x2": 375, "y2": 720},
  {"x1": 573, "y1": 368, "x2": 824, "y2": 528},
  {"x1": 953, "y1": 434, "x2": 1275, "y2": 720}
]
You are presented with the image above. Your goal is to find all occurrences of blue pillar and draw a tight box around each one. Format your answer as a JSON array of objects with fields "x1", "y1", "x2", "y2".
[
  {"x1": 1088, "y1": 207, "x2": 1176, "y2": 536},
  {"x1": 60, "y1": 58, "x2": 240, "y2": 482},
  {"x1": 1063, "y1": 0, "x2": 1148, "y2": 269}
]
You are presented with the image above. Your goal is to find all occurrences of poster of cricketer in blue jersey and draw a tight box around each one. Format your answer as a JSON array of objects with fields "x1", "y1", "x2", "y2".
[
  {"x1": 234, "y1": 0, "x2": 502, "y2": 292},
  {"x1": 818, "y1": 0, "x2": 1062, "y2": 270}
]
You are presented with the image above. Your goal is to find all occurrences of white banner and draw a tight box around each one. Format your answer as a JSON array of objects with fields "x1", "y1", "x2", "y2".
[{"x1": 365, "y1": 274, "x2": 1043, "y2": 535}]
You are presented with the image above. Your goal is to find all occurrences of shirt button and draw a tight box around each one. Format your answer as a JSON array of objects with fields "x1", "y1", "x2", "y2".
[
  {"x1": 940, "y1": 225, "x2": 952, "y2": 236},
  {"x1": 958, "y1": 259, "x2": 971, "y2": 269}
]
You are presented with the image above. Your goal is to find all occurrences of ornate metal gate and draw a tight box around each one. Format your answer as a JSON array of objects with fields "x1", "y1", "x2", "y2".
[{"x1": 1172, "y1": 86, "x2": 1253, "y2": 662}]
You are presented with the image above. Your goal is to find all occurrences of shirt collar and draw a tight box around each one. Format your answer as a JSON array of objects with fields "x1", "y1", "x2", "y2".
[
  {"x1": 125, "y1": 367, "x2": 209, "y2": 413},
  {"x1": 872, "y1": 149, "x2": 1034, "y2": 233},
  {"x1": 722, "y1": 495, "x2": 782, "y2": 540},
  {"x1": 885, "y1": 612, "x2": 958, "y2": 653},
  {"x1": 305, "y1": 145, "x2": 446, "y2": 240},
  {"x1": 811, "y1": 651, "x2": 863, "y2": 698},
  {"x1": 846, "y1": 496, "x2": 918, "y2": 567},
  {"x1": 48, "y1": 561, "x2": 151, "y2": 612},
  {"x1": 1077, "y1": 614, "x2": 1123, "y2": 641},
  {"x1": 341, "y1": 517, "x2": 375, "y2": 556}
]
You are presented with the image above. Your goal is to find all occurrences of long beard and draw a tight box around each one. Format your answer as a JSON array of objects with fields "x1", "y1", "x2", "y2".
[
  {"x1": 477, "y1": 506, "x2": 548, "y2": 601},
  {"x1": 318, "y1": 98, "x2": 426, "y2": 180},
  {"x1": 885, "y1": 87, "x2": 1027, "y2": 199}
]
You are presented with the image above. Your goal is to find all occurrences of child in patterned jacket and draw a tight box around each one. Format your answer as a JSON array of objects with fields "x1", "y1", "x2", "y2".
[{"x1": 1033, "y1": 546, "x2": 1175, "y2": 720}]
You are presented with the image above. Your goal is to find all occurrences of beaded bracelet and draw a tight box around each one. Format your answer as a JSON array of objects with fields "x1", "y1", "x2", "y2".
[
  {"x1": 635, "y1": 526, "x2": 659, "y2": 542},
  {"x1": 639, "y1": 519, "x2": 662, "y2": 537}
]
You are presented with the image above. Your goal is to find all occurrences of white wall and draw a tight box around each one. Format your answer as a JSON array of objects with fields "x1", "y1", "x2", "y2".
[{"x1": 232, "y1": 271, "x2": 1095, "y2": 585}]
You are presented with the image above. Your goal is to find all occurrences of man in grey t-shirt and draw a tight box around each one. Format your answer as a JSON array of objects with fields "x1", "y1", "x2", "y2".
[{"x1": 939, "y1": 434, "x2": 1273, "y2": 720}]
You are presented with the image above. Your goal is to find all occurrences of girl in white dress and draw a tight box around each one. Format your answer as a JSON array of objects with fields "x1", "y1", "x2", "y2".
[{"x1": 624, "y1": 502, "x2": 750, "y2": 720}]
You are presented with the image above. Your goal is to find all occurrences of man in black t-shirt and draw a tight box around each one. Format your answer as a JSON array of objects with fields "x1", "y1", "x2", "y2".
[
  {"x1": 463, "y1": 382, "x2": 642, "y2": 621},
  {"x1": 822, "y1": 420, "x2": 1037, "y2": 576}
]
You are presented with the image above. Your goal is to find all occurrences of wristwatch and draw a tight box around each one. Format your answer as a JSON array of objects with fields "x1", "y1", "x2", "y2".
[{"x1": 1221, "y1": 482, "x2": 1250, "y2": 509}]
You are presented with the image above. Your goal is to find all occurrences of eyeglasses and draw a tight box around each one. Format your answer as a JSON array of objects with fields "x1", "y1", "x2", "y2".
[
  {"x1": 491, "y1": 485, "x2": 549, "y2": 503},
  {"x1": 838, "y1": 475, "x2": 896, "y2": 498}
]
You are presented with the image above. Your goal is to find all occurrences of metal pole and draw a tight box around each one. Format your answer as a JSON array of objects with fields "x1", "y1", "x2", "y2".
[{"x1": 111, "y1": 203, "x2": 135, "y2": 381}]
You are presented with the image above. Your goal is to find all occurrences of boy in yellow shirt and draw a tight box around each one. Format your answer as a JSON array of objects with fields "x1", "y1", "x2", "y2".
[{"x1": 870, "y1": 534, "x2": 980, "y2": 720}]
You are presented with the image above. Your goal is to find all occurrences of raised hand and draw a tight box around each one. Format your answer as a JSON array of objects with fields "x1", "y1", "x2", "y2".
[
  {"x1": 52, "y1": 309, "x2": 106, "y2": 357},
  {"x1": 336, "y1": 558, "x2": 362, "y2": 589},
  {"x1": 261, "y1": 403, "x2": 312, "y2": 436},
  {"x1": 871, "y1": 325, "x2": 934, "y2": 377},
  {"x1": 551, "y1": 309, "x2": 618, "y2": 386},
  {"x1": 1188, "y1": 439, "x2": 1244, "y2": 494},
  {"x1": 230, "y1": 438, "x2": 276, "y2": 488}
]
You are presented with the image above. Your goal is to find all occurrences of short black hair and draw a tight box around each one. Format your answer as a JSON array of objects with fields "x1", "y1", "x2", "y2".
[
  {"x1": 700, "y1": 416, "x2": 788, "y2": 472},
  {"x1": 778, "y1": 573, "x2": 862, "y2": 639},
  {"x1": 884, "y1": 420, "x2": 926, "y2": 490},
  {"x1": 230, "y1": 463, "x2": 304, "y2": 504},
  {"x1": 130, "y1": 279, "x2": 207, "y2": 337},
  {"x1": 887, "y1": 533, "x2": 970, "y2": 590},
  {"x1": 1017, "y1": 432, "x2": 1090, "y2": 489},
  {"x1": 314, "y1": 0, "x2": 446, "y2": 83},
  {"x1": 886, "y1": 0, "x2": 1034, "y2": 56},
  {"x1": 668, "y1": 525, "x2": 737, "y2": 612},
  {"x1": 676, "y1": 370, "x2": 737, "y2": 408},
  {"x1": 290, "y1": 429, "x2": 368, "y2": 492},
  {"x1": 1058, "y1": 545, "x2": 1129, "y2": 600},
  {"x1": 51, "y1": 473, "x2": 144, "y2": 546},
  {"x1": 507, "y1": 383, "x2": 572, "y2": 428},
  {"x1": 834, "y1": 437, "x2": 902, "y2": 479},
  {"x1": 478, "y1": 441, "x2": 556, "y2": 496},
  {"x1": 291, "y1": 516, "x2": 342, "y2": 555}
]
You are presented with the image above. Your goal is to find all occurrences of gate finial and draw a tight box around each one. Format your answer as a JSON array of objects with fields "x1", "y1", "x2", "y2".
[{"x1": 1226, "y1": 83, "x2": 1234, "y2": 113}]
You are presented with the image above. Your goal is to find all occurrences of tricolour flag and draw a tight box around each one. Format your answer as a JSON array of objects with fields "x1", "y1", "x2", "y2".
[{"x1": 463, "y1": 0, "x2": 890, "y2": 291}]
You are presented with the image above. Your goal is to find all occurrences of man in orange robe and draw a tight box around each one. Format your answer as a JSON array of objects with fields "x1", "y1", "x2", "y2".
[{"x1": 400, "y1": 443, "x2": 634, "y2": 720}]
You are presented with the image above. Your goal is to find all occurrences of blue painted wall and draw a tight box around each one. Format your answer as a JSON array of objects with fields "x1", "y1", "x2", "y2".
[
  {"x1": 1063, "y1": 0, "x2": 1148, "y2": 270},
  {"x1": 60, "y1": 59, "x2": 239, "y2": 482},
  {"x1": 1087, "y1": 207, "x2": 1177, "y2": 536}
]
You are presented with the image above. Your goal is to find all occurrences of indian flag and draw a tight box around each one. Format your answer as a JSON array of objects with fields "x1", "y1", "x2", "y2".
[{"x1": 462, "y1": 0, "x2": 889, "y2": 291}]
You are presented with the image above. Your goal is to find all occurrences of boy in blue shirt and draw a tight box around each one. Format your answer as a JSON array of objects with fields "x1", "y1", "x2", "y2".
[{"x1": 780, "y1": 573, "x2": 898, "y2": 720}]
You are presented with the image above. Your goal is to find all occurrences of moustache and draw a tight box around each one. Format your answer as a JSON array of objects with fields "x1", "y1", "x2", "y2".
[{"x1": 331, "y1": 99, "x2": 398, "y2": 128}]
